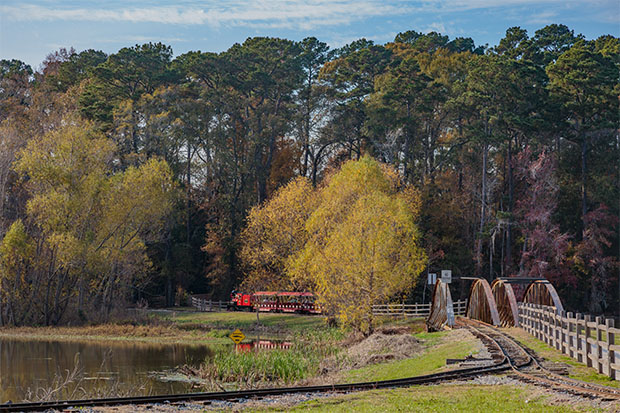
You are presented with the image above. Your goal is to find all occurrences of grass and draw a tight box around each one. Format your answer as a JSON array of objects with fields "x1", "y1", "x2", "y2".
[
  {"x1": 0, "y1": 323, "x2": 231, "y2": 345},
  {"x1": 505, "y1": 327, "x2": 620, "y2": 388},
  {"x1": 344, "y1": 331, "x2": 477, "y2": 383},
  {"x1": 158, "y1": 310, "x2": 329, "y2": 335},
  {"x1": 188, "y1": 329, "x2": 343, "y2": 389},
  {"x1": 251, "y1": 384, "x2": 598, "y2": 412},
  {"x1": 0, "y1": 311, "x2": 334, "y2": 345},
  {"x1": 209, "y1": 348, "x2": 317, "y2": 383}
]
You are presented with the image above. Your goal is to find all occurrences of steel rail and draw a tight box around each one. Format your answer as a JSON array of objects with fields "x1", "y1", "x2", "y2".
[
  {"x1": 463, "y1": 318, "x2": 620, "y2": 401},
  {"x1": 0, "y1": 355, "x2": 510, "y2": 412}
]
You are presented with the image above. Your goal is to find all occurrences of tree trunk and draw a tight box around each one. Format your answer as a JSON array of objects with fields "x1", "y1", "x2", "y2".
[
  {"x1": 186, "y1": 143, "x2": 192, "y2": 245},
  {"x1": 506, "y1": 139, "x2": 513, "y2": 274},
  {"x1": 580, "y1": 135, "x2": 588, "y2": 238},
  {"x1": 475, "y1": 137, "x2": 488, "y2": 276}
]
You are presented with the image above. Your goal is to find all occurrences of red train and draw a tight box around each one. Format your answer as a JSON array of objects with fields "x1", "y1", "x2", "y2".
[{"x1": 228, "y1": 291, "x2": 320, "y2": 314}]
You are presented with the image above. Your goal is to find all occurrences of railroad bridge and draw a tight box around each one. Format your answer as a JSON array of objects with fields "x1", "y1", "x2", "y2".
[
  {"x1": 427, "y1": 276, "x2": 564, "y2": 330},
  {"x1": 427, "y1": 276, "x2": 619, "y2": 381}
]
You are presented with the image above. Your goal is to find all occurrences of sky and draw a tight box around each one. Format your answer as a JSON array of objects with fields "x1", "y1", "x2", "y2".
[{"x1": 1, "y1": 0, "x2": 618, "y2": 69}]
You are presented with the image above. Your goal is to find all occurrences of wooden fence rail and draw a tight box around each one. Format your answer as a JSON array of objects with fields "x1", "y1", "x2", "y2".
[
  {"x1": 519, "y1": 303, "x2": 618, "y2": 380},
  {"x1": 191, "y1": 297, "x2": 228, "y2": 312},
  {"x1": 372, "y1": 300, "x2": 467, "y2": 317},
  {"x1": 190, "y1": 296, "x2": 467, "y2": 318}
]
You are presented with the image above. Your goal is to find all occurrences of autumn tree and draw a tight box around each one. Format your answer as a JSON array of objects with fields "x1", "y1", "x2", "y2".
[
  {"x1": 289, "y1": 157, "x2": 426, "y2": 334},
  {"x1": 515, "y1": 148, "x2": 571, "y2": 285},
  {"x1": 240, "y1": 177, "x2": 316, "y2": 291},
  {"x1": 0, "y1": 59, "x2": 33, "y2": 122},
  {"x1": 572, "y1": 205, "x2": 618, "y2": 313},
  {"x1": 0, "y1": 117, "x2": 174, "y2": 325}
]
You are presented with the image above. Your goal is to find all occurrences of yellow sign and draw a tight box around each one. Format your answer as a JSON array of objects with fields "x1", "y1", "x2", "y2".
[{"x1": 229, "y1": 329, "x2": 245, "y2": 344}]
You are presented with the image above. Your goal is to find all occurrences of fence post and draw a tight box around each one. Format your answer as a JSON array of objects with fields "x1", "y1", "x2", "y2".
[
  {"x1": 539, "y1": 305, "x2": 544, "y2": 342},
  {"x1": 606, "y1": 319, "x2": 615, "y2": 379},
  {"x1": 584, "y1": 314, "x2": 593, "y2": 367},
  {"x1": 523, "y1": 304, "x2": 532, "y2": 334},
  {"x1": 576, "y1": 313, "x2": 583, "y2": 363},
  {"x1": 550, "y1": 308, "x2": 555, "y2": 347},
  {"x1": 595, "y1": 316, "x2": 604, "y2": 374},
  {"x1": 540, "y1": 306, "x2": 545, "y2": 342},
  {"x1": 549, "y1": 311, "x2": 562, "y2": 349},
  {"x1": 560, "y1": 311, "x2": 573, "y2": 357},
  {"x1": 558, "y1": 311, "x2": 563, "y2": 352},
  {"x1": 545, "y1": 307, "x2": 550, "y2": 344},
  {"x1": 555, "y1": 311, "x2": 561, "y2": 351},
  {"x1": 526, "y1": 304, "x2": 530, "y2": 333}
]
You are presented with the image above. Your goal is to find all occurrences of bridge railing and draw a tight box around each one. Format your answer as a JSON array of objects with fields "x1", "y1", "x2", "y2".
[
  {"x1": 373, "y1": 300, "x2": 467, "y2": 318},
  {"x1": 519, "y1": 303, "x2": 618, "y2": 380},
  {"x1": 191, "y1": 296, "x2": 228, "y2": 312}
]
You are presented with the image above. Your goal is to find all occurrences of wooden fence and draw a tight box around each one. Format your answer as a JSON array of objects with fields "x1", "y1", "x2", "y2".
[
  {"x1": 190, "y1": 296, "x2": 467, "y2": 318},
  {"x1": 191, "y1": 296, "x2": 228, "y2": 312},
  {"x1": 519, "y1": 303, "x2": 618, "y2": 379},
  {"x1": 372, "y1": 300, "x2": 467, "y2": 317}
]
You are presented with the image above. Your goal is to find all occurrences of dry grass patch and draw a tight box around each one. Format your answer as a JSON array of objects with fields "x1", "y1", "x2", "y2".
[{"x1": 0, "y1": 323, "x2": 228, "y2": 345}]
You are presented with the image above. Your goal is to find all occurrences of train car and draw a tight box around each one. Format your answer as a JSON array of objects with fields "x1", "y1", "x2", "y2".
[
  {"x1": 253, "y1": 291, "x2": 279, "y2": 312},
  {"x1": 252, "y1": 291, "x2": 321, "y2": 314},
  {"x1": 228, "y1": 290, "x2": 253, "y2": 311},
  {"x1": 227, "y1": 290, "x2": 321, "y2": 314},
  {"x1": 277, "y1": 292, "x2": 305, "y2": 313},
  {"x1": 299, "y1": 292, "x2": 321, "y2": 314}
]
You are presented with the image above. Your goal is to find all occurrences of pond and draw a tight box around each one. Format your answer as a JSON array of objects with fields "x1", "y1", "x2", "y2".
[{"x1": 0, "y1": 338, "x2": 213, "y2": 403}]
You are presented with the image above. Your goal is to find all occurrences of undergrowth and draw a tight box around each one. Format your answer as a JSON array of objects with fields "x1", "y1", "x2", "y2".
[{"x1": 194, "y1": 329, "x2": 344, "y2": 388}]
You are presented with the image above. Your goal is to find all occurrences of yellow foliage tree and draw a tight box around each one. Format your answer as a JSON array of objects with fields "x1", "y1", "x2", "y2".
[
  {"x1": 0, "y1": 117, "x2": 174, "y2": 325},
  {"x1": 242, "y1": 155, "x2": 426, "y2": 334},
  {"x1": 289, "y1": 156, "x2": 426, "y2": 334},
  {"x1": 240, "y1": 177, "x2": 316, "y2": 291}
]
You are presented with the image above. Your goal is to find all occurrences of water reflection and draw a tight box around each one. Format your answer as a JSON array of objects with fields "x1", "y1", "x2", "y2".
[
  {"x1": 235, "y1": 339, "x2": 293, "y2": 352},
  {"x1": 0, "y1": 338, "x2": 212, "y2": 403}
]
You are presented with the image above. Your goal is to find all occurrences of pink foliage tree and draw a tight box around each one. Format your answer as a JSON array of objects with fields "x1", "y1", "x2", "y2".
[
  {"x1": 573, "y1": 204, "x2": 619, "y2": 313},
  {"x1": 515, "y1": 147, "x2": 573, "y2": 286}
]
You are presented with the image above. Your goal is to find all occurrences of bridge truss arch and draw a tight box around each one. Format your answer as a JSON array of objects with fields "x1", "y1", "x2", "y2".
[
  {"x1": 426, "y1": 280, "x2": 455, "y2": 331},
  {"x1": 465, "y1": 278, "x2": 501, "y2": 326},
  {"x1": 522, "y1": 280, "x2": 564, "y2": 313},
  {"x1": 490, "y1": 279, "x2": 520, "y2": 327}
]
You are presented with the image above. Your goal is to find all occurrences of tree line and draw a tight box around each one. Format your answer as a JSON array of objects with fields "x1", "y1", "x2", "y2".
[{"x1": 0, "y1": 24, "x2": 618, "y2": 325}]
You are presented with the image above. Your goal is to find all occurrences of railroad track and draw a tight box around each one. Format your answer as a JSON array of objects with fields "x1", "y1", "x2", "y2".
[
  {"x1": 462, "y1": 318, "x2": 620, "y2": 401},
  {"x1": 0, "y1": 351, "x2": 510, "y2": 412}
]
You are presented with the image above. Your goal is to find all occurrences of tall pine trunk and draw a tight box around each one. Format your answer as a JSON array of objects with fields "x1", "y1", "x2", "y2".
[
  {"x1": 506, "y1": 139, "x2": 514, "y2": 274},
  {"x1": 476, "y1": 131, "x2": 489, "y2": 277}
]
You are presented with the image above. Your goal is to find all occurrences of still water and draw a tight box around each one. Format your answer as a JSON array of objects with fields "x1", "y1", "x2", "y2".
[{"x1": 0, "y1": 338, "x2": 213, "y2": 403}]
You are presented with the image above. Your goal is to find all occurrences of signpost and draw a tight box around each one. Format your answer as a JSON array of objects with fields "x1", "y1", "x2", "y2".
[
  {"x1": 229, "y1": 329, "x2": 246, "y2": 344},
  {"x1": 441, "y1": 270, "x2": 452, "y2": 284},
  {"x1": 427, "y1": 273, "x2": 437, "y2": 285}
]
